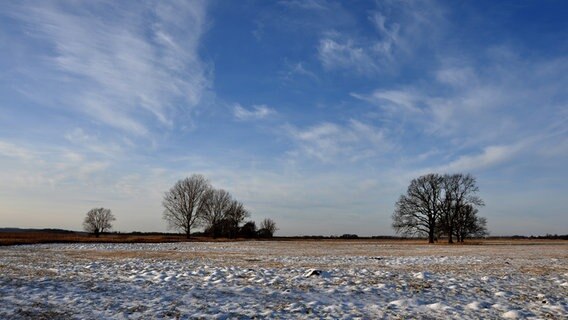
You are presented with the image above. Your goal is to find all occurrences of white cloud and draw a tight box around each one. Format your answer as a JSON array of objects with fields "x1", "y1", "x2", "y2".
[
  {"x1": 279, "y1": 0, "x2": 330, "y2": 11},
  {"x1": 369, "y1": 12, "x2": 400, "y2": 56},
  {"x1": 234, "y1": 104, "x2": 276, "y2": 121},
  {"x1": 10, "y1": 1, "x2": 210, "y2": 135},
  {"x1": 0, "y1": 139, "x2": 112, "y2": 190},
  {"x1": 0, "y1": 141, "x2": 35, "y2": 160},
  {"x1": 352, "y1": 89, "x2": 423, "y2": 115},
  {"x1": 64, "y1": 128, "x2": 123, "y2": 157},
  {"x1": 286, "y1": 119, "x2": 390, "y2": 162},
  {"x1": 433, "y1": 144, "x2": 524, "y2": 174},
  {"x1": 436, "y1": 67, "x2": 476, "y2": 87},
  {"x1": 317, "y1": 1, "x2": 443, "y2": 74},
  {"x1": 318, "y1": 37, "x2": 379, "y2": 74},
  {"x1": 281, "y1": 61, "x2": 319, "y2": 82}
]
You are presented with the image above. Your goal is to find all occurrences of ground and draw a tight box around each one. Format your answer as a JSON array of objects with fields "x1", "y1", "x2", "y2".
[{"x1": 1, "y1": 240, "x2": 567, "y2": 319}]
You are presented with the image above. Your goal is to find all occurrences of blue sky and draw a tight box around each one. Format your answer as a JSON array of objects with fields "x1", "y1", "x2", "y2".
[{"x1": 1, "y1": 0, "x2": 567, "y2": 236}]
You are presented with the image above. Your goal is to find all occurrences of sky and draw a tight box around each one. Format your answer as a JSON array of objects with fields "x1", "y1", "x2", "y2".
[{"x1": 0, "y1": 0, "x2": 567, "y2": 236}]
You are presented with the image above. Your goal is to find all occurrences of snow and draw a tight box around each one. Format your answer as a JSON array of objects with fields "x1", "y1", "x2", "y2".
[{"x1": 0, "y1": 241, "x2": 567, "y2": 319}]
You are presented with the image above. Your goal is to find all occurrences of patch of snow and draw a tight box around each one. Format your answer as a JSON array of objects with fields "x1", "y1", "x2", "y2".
[
  {"x1": 502, "y1": 310, "x2": 520, "y2": 319},
  {"x1": 0, "y1": 241, "x2": 566, "y2": 319}
]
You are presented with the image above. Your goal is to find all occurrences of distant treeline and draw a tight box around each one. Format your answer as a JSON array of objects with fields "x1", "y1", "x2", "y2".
[
  {"x1": 295, "y1": 235, "x2": 408, "y2": 240},
  {"x1": 490, "y1": 234, "x2": 568, "y2": 240},
  {"x1": 2, "y1": 229, "x2": 566, "y2": 240},
  {"x1": 0, "y1": 228, "x2": 81, "y2": 234}
]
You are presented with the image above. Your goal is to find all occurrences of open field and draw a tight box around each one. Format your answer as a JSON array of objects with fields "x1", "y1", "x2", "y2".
[{"x1": 1, "y1": 240, "x2": 567, "y2": 319}]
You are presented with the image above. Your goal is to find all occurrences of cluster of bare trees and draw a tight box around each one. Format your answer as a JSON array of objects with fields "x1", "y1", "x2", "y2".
[
  {"x1": 235, "y1": 218, "x2": 278, "y2": 238},
  {"x1": 162, "y1": 174, "x2": 277, "y2": 239},
  {"x1": 392, "y1": 173, "x2": 488, "y2": 243},
  {"x1": 81, "y1": 175, "x2": 277, "y2": 239}
]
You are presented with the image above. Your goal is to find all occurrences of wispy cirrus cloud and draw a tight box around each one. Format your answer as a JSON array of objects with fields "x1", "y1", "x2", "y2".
[
  {"x1": 280, "y1": 61, "x2": 320, "y2": 82},
  {"x1": 7, "y1": 0, "x2": 210, "y2": 135},
  {"x1": 286, "y1": 119, "x2": 390, "y2": 162},
  {"x1": 317, "y1": 1, "x2": 444, "y2": 74},
  {"x1": 318, "y1": 36, "x2": 381, "y2": 75},
  {"x1": 353, "y1": 52, "x2": 568, "y2": 146},
  {"x1": 234, "y1": 104, "x2": 276, "y2": 121},
  {"x1": 0, "y1": 139, "x2": 110, "y2": 189},
  {"x1": 64, "y1": 128, "x2": 124, "y2": 158},
  {"x1": 351, "y1": 89, "x2": 424, "y2": 115},
  {"x1": 431, "y1": 144, "x2": 525, "y2": 174},
  {"x1": 0, "y1": 141, "x2": 35, "y2": 161}
]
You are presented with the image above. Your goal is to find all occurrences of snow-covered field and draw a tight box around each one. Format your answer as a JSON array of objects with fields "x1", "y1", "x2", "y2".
[{"x1": 1, "y1": 241, "x2": 567, "y2": 319}]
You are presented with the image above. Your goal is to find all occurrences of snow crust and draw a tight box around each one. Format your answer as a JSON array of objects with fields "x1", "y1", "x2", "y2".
[{"x1": 1, "y1": 241, "x2": 566, "y2": 319}]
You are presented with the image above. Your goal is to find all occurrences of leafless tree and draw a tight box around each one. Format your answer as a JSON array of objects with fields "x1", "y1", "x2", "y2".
[
  {"x1": 453, "y1": 205, "x2": 488, "y2": 242},
  {"x1": 240, "y1": 220, "x2": 257, "y2": 238},
  {"x1": 224, "y1": 199, "x2": 250, "y2": 238},
  {"x1": 201, "y1": 189, "x2": 233, "y2": 238},
  {"x1": 392, "y1": 173, "x2": 487, "y2": 244},
  {"x1": 440, "y1": 173, "x2": 484, "y2": 243},
  {"x1": 392, "y1": 173, "x2": 444, "y2": 243},
  {"x1": 83, "y1": 207, "x2": 115, "y2": 237},
  {"x1": 162, "y1": 175, "x2": 211, "y2": 239},
  {"x1": 259, "y1": 218, "x2": 278, "y2": 238}
]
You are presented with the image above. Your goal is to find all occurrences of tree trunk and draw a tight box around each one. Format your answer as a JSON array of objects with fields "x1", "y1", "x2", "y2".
[{"x1": 428, "y1": 229, "x2": 435, "y2": 244}]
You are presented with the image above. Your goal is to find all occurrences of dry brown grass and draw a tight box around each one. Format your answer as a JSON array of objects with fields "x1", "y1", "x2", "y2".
[
  {"x1": 0, "y1": 232, "x2": 202, "y2": 246},
  {"x1": 1, "y1": 231, "x2": 566, "y2": 247}
]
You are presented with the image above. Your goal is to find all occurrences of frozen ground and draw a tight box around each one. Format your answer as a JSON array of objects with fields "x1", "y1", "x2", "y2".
[{"x1": 1, "y1": 241, "x2": 567, "y2": 319}]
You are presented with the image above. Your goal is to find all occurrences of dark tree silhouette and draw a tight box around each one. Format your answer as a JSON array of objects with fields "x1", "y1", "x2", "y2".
[
  {"x1": 392, "y1": 173, "x2": 487, "y2": 243},
  {"x1": 83, "y1": 207, "x2": 115, "y2": 237},
  {"x1": 453, "y1": 205, "x2": 488, "y2": 242},
  {"x1": 240, "y1": 221, "x2": 257, "y2": 238},
  {"x1": 201, "y1": 189, "x2": 232, "y2": 238},
  {"x1": 258, "y1": 218, "x2": 278, "y2": 238},
  {"x1": 440, "y1": 173, "x2": 485, "y2": 243},
  {"x1": 392, "y1": 173, "x2": 444, "y2": 243},
  {"x1": 224, "y1": 200, "x2": 250, "y2": 238},
  {"x1": 162, "y1": 175, "x2": 211, "y2": 239}
]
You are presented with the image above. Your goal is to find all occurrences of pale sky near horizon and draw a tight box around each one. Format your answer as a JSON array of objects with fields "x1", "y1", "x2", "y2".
[{"x1": 1, "y1": 1, "x2": 567, "y2": 236}]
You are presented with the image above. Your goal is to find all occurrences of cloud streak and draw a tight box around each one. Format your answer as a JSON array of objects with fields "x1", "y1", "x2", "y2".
[
  {"x1": 234, "y1": 104, "x2": 276, "y2": 121},
  {"x1": 9, "y1": 0, "x2": 210, "y2": 135},
  {"x1": 286, "y1": 120, "x2": 390, "y2": 162},
  {"x1": 317, "y1": 1, "x2": 443, "y2": 74}
]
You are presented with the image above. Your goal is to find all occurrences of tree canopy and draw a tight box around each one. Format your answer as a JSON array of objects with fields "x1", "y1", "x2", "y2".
[{"x1": 392, "y1": 173, "x2": 487, "y2": 243}]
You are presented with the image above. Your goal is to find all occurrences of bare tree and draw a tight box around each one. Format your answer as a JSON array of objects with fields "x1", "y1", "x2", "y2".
[
  {"x1": 240, "y1": 220, "x2": 257, "y2": 238},
  {"x1": 259, "y1": 218, "x2": 278, "y2": 238},
  {"x1": 454, "y1": 205, "x2": 488, "y2": 242},
  {"x1": 224, "y1": 200, "x2": 250, "y2": 238},
  {"x1": 201, "y1": 189, "x2": 233, "y2": 238},
  {"x1": 392, "y1": 173, "x2": 488, "y2": 244},
  {"x1": 392, "y1": 173, "x2": 444, "y2": 243},
  {"x1": 440, "y1": 173, "x2": 484, "y2": 243},
  {"x1": 83, "y1": 208, "x2": 115, "y2": 237},
  {"x1": 162, "y1": 175, "x2": 211, "y2": 239}
]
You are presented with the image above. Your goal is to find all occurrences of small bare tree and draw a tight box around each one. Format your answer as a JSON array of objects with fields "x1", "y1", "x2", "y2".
[
  {"x1": 83, "y1": 208, "x2": 115, "y2": 237},
  {"x1": 259, "y1": 218, "x2": 278, "y2": 238},
  {"x1": 162, "y1": 175, "x2": 211, "y2": 239}
]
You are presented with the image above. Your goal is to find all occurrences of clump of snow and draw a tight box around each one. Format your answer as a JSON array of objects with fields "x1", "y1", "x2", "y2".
[{"x1": 502, "y1": 310, "x2": 520, "y2": 319}]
